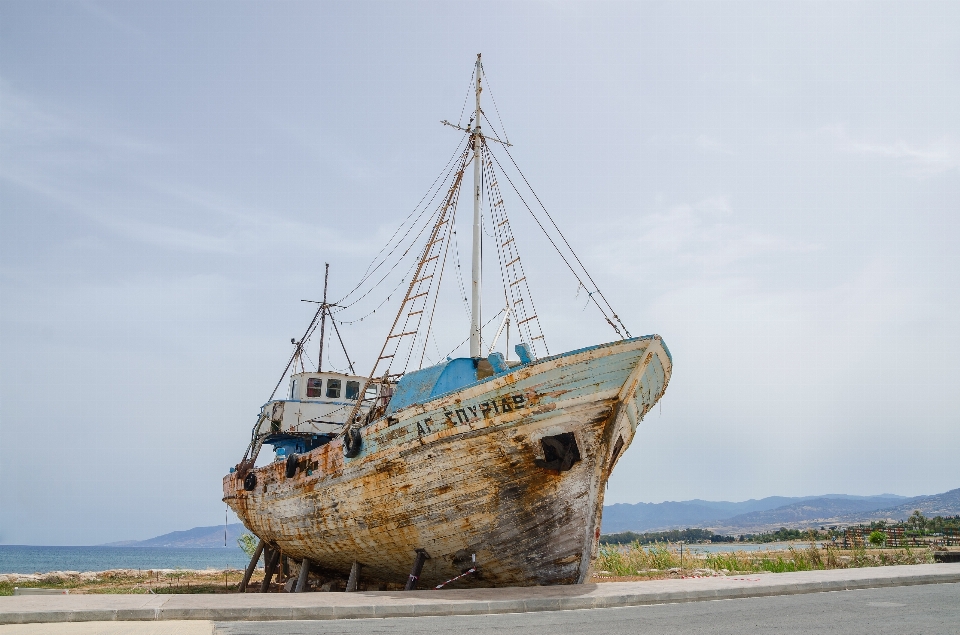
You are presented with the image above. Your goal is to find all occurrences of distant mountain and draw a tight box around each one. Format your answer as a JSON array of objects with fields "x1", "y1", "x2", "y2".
[
  {"x1": 104, "y1": 523, "x2": 248, "y2": 548},
  {"x1": 705, "y1": 489, "x2": 960, "y2": 534},
  {"x1": 707, "y1": 497, "x2": 906, "y2": 534},
  {"x1": 600, "y1": 493, "x2": 908, "y2": 533},
  {"x1": 834, "y1": 488, "x2": 960, "y2": 525}
]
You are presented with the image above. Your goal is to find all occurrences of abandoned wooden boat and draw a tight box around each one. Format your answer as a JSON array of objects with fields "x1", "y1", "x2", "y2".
[{"x1": 224, "y1": 55, "x2": 672, "y2": 589}]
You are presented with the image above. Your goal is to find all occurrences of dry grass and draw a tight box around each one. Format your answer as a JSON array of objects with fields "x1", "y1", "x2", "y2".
[
  {"x1": 0, "y1": 569, "x2": 246, "y2": 596},
  {"x1": 593, "y1": 542, "x2": 935, "y2": 580}
]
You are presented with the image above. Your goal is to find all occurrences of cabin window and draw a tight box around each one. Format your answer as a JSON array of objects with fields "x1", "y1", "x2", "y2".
[
  {"x1": 306, "y1": 378, "x2": 324, "y2": 398},
  {"x1": 326, "y1": 378, "x2": 341, "y2": 398},
  {"x1": 290, "y1": 379, "x2": 299, "y2": 400},
  {"x1": 345, "y1": 380, "x2": 360, "y2": 400},
  {"x1": 365, "y1": 385, "x2": 378, "y2": 400}
]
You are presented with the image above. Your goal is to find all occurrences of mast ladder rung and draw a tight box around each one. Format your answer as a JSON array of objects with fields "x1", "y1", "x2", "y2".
[
  {"x1": 497, "y1": 218, "x2": 509, "y2": 227},
  {"x1": 501, "y1": 238, "x2": 515, "y2": 248},
  {"x1": 504, "y1": 256, "x2": 520, "y2": 267},
  {"x1": 386, "y1": 331, "x2": 417, "y2": 340},
  {"x1": 408, "y1": 310, "x2": 423, "y2": 316},
  {"x1": 495, "y1": 199, "x2": 503, "y2": 206},
  {"x1": 404, "y1": 292, "x2": 429, "y2": 303},
  {"x1": 423, "y1": 255, "x2": 439, "y2": 264},
  {"x1": 509, "y1": 276, "x2": 527, "y2": 287},
  {"x1": 414, "y1": 274, "x2": 433, "y2": 284},
  {"x1": 378, "y1": 355, "x2": 395, "y2": 360},
  {"x1": 532, "y1": 335, "x2": 545, "y2": 341},
  {"x1": 513, "y1": 298, "x2": 524, "y2": 305},
  {"x1": 518, "y1": 315, "x2": 538, "y2": 325}
]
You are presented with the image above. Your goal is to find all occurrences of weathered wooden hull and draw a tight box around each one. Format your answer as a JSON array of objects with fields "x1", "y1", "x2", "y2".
[{"x1": 223, "y1": 335, "x2": 671, "y2": 587}]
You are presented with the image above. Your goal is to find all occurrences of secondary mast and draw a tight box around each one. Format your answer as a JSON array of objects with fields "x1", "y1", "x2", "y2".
[
  {"x1": 317, "y1": 262, "x2": 329, "y2": 371},
  {"x1": 470, "y1": 53, "x2": 483, "y2": 358}
]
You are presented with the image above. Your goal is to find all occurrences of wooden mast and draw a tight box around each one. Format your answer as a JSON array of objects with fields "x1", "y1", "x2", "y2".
[{"x1": 470, "y1": 53, "x2": 483, "y2": 358}]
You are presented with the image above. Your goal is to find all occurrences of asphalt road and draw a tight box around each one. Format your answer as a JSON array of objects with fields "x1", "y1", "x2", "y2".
[{"x1": 214, "y1": 582, "x2": 960, "y2": 635}]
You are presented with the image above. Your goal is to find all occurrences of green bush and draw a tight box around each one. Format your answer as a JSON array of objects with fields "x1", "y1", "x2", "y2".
[{"x1": 237, "y1": 532, "x2": 259, "y2": 558}]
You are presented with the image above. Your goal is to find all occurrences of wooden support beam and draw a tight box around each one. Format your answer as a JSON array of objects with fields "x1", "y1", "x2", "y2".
[
  {"x1": 259, "y1": 547, "x2": 281, "y2": 593},
  {"x1": 346, "y1": 561, "x2": 362, "y2": 592},
  {"x1": 404, "y1": 549, "x2": 430, "y2": 591},
  {"x1": 295, "y1": 557, "x2": 311, "y2": 593},
  {"x1": 238, "y1": 539, "x2": 264, "y2": 593}
]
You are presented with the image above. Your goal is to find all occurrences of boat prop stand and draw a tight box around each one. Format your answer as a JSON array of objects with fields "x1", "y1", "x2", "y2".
[
  {"x1": 346, "y1": 561, "x2": 362, "y2": 592},
  {"x1": 260, "y1": 547, "x2": 281, "y2": 593},
  {"x1": 295, "y1": 557, "x2": 312, "y2": 593},
  {"x1": 404, "y1": 549, "x2": 431, "y2": 590},
  {"x1": 238, "y1": 539, "x2": 264, "y2": 592}
]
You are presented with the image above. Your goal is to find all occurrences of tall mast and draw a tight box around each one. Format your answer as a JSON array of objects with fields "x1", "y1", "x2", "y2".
[
  {"x1": 318, "y1": 262, "x2": 329, "y2": 371},
  {"x1": 470, "y1": 53, "x2": 483, "y2": 358}
]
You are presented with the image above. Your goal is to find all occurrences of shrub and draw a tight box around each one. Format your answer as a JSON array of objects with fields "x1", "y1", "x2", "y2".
[{"x1": 237, "y1": 533, "x2": 259, "y2": 558}]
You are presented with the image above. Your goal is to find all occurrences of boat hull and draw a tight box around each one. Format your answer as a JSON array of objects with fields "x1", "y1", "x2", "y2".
[{"x1": 224, "y1": 336, "x2": 671, "y2": 587}]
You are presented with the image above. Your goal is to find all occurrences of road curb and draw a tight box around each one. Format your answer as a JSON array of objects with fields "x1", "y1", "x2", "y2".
[{"x1": 3, "y1": 565, "x2": 960, "y2": 624}]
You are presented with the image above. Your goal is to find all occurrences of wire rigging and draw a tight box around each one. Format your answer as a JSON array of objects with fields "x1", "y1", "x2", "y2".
[
  {"x1": 481, "y1": 141, "x2": 548, "y2": 356},
  {"x1": 499, "y1": 145, "x2": 631, "y2": 338},
  {"x1": 485, "y1": 147, "x2": 629, "y2": 339},
  {"x1": 333, "y1": 136, "x2": 470, "y2": 312}
]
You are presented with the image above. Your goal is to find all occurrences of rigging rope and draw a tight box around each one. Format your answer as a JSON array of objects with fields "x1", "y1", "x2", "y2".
[
  {"x1": 333, "y1": 137, "x2": 469, "y2": 311},
  {"x1": 478, "y1": 63, "x2": 510, "y2": 145},
  {"x1": 481, "y1": 141, "x2": 548, "y2": 356},
  {"x1": 485, "y1": 147, "x2": 629, "y2": 339},
  {"x1": 499, "y1": 145, "x2": 631, "y2": 338}
]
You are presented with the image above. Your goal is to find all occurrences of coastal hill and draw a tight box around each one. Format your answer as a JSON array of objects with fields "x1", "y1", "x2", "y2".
[
  {"x1": 104, "y1": 523, "x2": 248, "y2": 548},
  {"x1": 706, "y1": 488, "x2": 960, "y2": 535},
  {"x1": 601, "y1": 494, "x2": 907, "y2": 534}
]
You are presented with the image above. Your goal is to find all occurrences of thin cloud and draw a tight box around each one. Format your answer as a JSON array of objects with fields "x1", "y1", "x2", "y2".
[
  {"x1": 821, "y1": 124, "x2": 959, "y2": 177},
  {"x1": 600, "y1": 196, "x2": 817, "y2": 282},
  {"x1": 0, "y1": 81, "x2": 370, "y2": 257}
]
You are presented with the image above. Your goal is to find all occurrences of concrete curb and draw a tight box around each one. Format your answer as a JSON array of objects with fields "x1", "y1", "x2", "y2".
[{"x1": 3, "y1": 564, "x2": 960, "y2": 625}]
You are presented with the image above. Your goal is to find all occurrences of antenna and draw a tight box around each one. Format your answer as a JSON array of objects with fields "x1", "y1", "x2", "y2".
[{"x1": 318, "y1": 263, "x2": 329, "y2": 371}]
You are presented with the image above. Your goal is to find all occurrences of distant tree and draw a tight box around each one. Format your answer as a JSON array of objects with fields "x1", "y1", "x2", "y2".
[
  {"x1": 599, "y1": 528, "x2": 716, "y2": 546},
  {"x1": 237, "y1": 532, "x2": 259, "y2": 558},
  {"x1": 908, "y1": 511, "x2": 927, "y2": 534},
  {"x1": 868, "y1": 530, "x2": 886, "y2": 547}
]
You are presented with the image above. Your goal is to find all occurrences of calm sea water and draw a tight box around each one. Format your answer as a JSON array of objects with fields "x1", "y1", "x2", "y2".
[
  {"x1": 0, "y1": 546, "x2": 251, "y2": 574},
  {"x1": 605, "y1": 542, "x2": 828, "y2": 554}
]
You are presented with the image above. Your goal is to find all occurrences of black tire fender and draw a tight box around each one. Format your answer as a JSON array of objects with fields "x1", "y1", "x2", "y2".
[
  {"x1": 285, "y1": 453, "x2": 299, "y2": 479},
  {"x1": 343, "y1": 428, "x2": 362, "y2": 458},
  {"x1": 243, "y1": 471, "x2": 257, "y2": 491}
]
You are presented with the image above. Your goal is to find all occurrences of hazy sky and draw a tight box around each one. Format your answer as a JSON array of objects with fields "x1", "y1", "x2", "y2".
[{"x1": 1, "y1": 1, "x2": 958, "y2": 545}]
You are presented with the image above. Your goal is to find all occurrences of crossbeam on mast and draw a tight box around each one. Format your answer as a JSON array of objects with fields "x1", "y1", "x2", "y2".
[{"x1": 441, "y1": 120, "x2": 512, "y2": 147}]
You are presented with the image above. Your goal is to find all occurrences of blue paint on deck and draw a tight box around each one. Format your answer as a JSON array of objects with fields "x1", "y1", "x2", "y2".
[
  {"x1": 360, "y1": 338, "x2": 669, "y2": 457},
  {"x1": 386, "y1": 358, "x2": 481, "y2": 414}
]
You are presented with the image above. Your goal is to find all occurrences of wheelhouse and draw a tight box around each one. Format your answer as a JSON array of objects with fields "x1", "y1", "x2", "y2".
[{"x1": 256, "y1": 372, "x2": 384, "y2": 460}]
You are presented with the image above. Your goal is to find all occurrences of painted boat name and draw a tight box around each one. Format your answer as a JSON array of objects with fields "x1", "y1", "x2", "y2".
[{"x1": 415, "y1": 393, "x2": 530, "y2": 435}]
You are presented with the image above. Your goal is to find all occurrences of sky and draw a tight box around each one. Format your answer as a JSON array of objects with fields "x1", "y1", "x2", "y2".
[{"x1": 1, "y1": 1, "x2": 958, "y2": 545}]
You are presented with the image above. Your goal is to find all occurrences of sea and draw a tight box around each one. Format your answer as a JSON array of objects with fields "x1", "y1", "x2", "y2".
[
  {"x1": 605, "y1": 541, "x2": 829, "y2": 554},
  {"x1": 0, "y1": 546, "x2": 251, "y2": 574}
]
